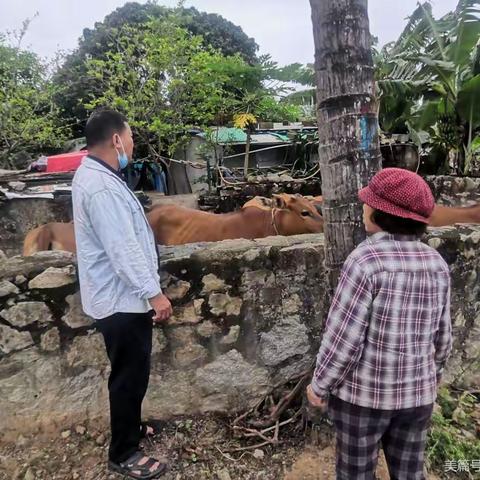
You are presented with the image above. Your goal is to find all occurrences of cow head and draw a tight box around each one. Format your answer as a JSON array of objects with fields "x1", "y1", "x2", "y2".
[
  {"x1": 272, "y1": 194, "x2": 324, "y2": 235},
  {"x1": 304, "y1": 195, "x2": 323, "y2": 215}
]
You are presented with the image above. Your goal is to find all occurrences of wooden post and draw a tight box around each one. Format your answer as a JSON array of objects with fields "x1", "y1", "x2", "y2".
[{"x1": 244, "y1": 131, "x2": 251, "y2": 179}]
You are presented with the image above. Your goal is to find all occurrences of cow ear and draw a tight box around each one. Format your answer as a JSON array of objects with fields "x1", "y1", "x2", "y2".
[
  {"x1": 306, "y1": 195, "x2": 323, "y2": 203},
  {"x1": 272, "y1": 194, "x2": 287, "y2": 209},
  {"x1": 309, "y1": 196, "x2": 323, "y2": 215}
]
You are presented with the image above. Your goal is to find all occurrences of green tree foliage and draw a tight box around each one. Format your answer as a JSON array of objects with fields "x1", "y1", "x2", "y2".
[
  {"x1": 53, "y1": 1, "x2": 259, "y2": 131},
  {"x1": 270, "y1": 62, "x2": 315, "y2": 86},
  {"x1": 0, "y1": 24, "x2": 67, "y2": 169},
  {"x1": 375, "y1": 0, "x2": 480, "y2": 172},
  {"x1": 1, "y1": 5, "x2": 303, "y2": 168},
  {"x1": 274, "y1": 63, "x2": 321, "y2": 121},
  {"x1": 85, "y1": 16, "x2": 298, "y2": 157},
  {"x1": 178, "y1": 6, "x2": 258, "y2": 61}
]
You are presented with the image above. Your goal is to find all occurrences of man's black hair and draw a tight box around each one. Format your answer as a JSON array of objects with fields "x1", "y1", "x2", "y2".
[
  {"x1": 85, "y1": 108, "x2": 128, "y2": 148},
  {"x1": 371, "y1": 209, "x2": 427, "y2": 237}
]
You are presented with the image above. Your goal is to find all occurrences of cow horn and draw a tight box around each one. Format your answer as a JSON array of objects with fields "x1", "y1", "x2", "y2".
[{"x1": 272, "y1": 194, "x2": 287, "y2": 209}]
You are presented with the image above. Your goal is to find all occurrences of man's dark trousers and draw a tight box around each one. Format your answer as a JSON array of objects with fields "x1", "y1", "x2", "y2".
[{"x1": 96, "y1": 311, "x2": 153, "y2": 463}]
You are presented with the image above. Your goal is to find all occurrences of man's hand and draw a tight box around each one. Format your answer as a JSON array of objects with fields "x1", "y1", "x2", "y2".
[
  {"x1": 306, "y1": 384, "x2": 328, "y2": 412},
  {"x1": 149, "y1": 293, "x2": 172, "y2": 323}
]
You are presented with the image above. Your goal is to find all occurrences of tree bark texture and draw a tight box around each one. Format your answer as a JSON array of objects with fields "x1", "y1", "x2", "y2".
[{"x1": 310, "y1": 0, "x2": 382, "y2": 286}]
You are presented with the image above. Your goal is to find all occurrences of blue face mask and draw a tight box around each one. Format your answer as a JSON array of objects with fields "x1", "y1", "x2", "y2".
[
  {"x1": 118, "y1": 151, "x2": 129, "y2": 170},
  {"x1": 115, "y1": 136, "x2": 129, "y2": 170}
]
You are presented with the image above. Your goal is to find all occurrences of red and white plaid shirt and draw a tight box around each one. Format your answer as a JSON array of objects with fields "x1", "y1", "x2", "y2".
[{"x1": 312, "y1": 231, "x2": 452, "y2": 410}]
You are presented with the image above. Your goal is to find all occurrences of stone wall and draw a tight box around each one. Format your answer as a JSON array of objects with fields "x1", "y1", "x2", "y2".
[
  {"x1": 1, "y1": 228, "x2": 479, "y2": 440},
  {"x1": 425, "y1": 175, "x2": 480, "y2": 206}
]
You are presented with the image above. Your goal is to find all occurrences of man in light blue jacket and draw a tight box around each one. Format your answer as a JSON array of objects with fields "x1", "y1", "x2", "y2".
[{"x1": 72, "y1": 108, "x2": 171, "y2": 479}]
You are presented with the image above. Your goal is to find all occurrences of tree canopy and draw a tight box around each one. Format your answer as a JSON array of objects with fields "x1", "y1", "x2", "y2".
[
  {"x1": 84, "y1": 15, "x2": 299, "y2": 157},
  {"x1": 0, "y1": 25, "x2": 67, "y2": 169},
  {"x1": 375, "y1": 0, "x2": 480, "y2": 173},
  {"x1": 0, "y1": 4, "x2": 309, "y2": 169},
  {"x1": 53, "y1": 2, "x2": 259, "y2": 131}
]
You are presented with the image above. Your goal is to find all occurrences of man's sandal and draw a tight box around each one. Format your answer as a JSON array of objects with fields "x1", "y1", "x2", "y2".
[{"x1": 109, "y1": 451, "x2": 167, "y2": 479}]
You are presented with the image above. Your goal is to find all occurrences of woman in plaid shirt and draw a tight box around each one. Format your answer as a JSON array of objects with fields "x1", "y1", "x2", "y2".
[{"x1": 307, "y1": 168, "x2": 452, "y2": 480}]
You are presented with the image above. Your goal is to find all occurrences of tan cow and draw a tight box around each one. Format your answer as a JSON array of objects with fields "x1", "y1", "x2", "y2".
[
  {"x1": 308, "y1": 197, "x2": 480, "y2": 228},
  {"x1": 23, "y1": 222, "x2": 76, "y2": 256},
  {"x1": 429, "y1": 203, "x2": 480, "y2": 227},
  {"x1": 147, "y1": 193, "x2": 324, "y2": 245},
  {"x1": 22, "y1": 194, "x2": 324, "y2": 254}
]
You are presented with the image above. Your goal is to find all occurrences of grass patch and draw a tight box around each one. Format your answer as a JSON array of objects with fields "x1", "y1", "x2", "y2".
[{"x1": 427, "y1": 387, "x2": 480, "y2": 478}]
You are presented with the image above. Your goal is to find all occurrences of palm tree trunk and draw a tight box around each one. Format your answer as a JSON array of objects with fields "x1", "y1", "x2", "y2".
[{"x1": 310, "y1": 0, "x2": 382, "y2": 287}]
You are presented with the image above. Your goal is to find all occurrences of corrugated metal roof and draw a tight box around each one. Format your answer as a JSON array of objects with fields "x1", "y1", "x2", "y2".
[
  {"x1": 198, "y1": 128, "x2": 290, "y2": 145},
  {"x1": 199, "y1": 127, "x2": 247, "y2": 144},
  {"x1": 251, "y1": 133, "x2": 290, "y2": 143}
]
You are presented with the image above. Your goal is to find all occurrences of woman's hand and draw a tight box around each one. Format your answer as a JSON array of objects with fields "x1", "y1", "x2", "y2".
[{"x1": 306, "y1": 384, "x2": 328, "y2": 412}]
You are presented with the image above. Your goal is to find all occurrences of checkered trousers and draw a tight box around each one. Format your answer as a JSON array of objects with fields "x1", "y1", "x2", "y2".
[{"x1": 328, "y1": 395, "x2": 434, "y2": 480}]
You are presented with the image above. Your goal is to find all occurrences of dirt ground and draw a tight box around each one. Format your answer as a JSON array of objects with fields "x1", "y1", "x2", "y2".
[{"x1": 0, "y1": 415, "x2": 443, "y2": 480}]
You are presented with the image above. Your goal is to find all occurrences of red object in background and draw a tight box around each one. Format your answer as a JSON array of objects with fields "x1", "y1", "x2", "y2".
[{"x1": 46, "y1": 150, "x2": 88, "y2": 173}]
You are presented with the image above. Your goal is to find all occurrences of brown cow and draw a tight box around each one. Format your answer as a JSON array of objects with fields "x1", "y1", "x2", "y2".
[
  {"x1": 23, "y1": 222, "x2": 76, "y2": 256},
  {"x1": 146, "y1": 193, "x2": 324, "y2": 245},
  {"x1": 22, "y1": 194, "x2": 324, "y2": 254}
]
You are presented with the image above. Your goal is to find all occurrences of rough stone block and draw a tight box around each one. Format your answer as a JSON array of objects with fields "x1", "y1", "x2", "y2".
[
  {"x1": 219, "y1": 326, "x2": 240, "y2": 345},
  {"x1": 196, "y1": 321, "x2": 221, "y2": 338},
  {"x1": 66, "y1": 334, "x2": 108, "y2": 369},
  {"x1": 208, "y1": 294, "x2": 242, "y2": 317},
  {"x1": 169, "y1": 300, "x2": 203, "y2": 325},
  {"x1": 165, "y1": 280, "x2": 191, "y2": 300},
  {"x1": 167, "y1": 326, "x2": 196, "y2": 346},
  {"x1": 259, "y1": 318, "x2": 310, "y2": 367},
  {"x1": 201, "y1": 274, "x2": 227, "y2": 294},
  {"x1": 0, "y1": 251, "x2": 75, "y2": 281},
  {"x1": 40, "y1": 328, "x2": 61, "y2": 352},
  {"x1": 152, "y1": 328, "x2": 168, "y2": 355},
  {"x1": 173, "y1": 343, "x2": 208, "y2": 368},
  {"x1": 62, "y1": 293, "x2": 93, "y2": 329},
  {"x1": 28, "y1": 266, "x2": 76, "y2": 290},
  {"x1": 195, "y1": 350, "x2": 269, "y2": 410},
  {"x1": 1, "y1": 301, "x2": 53, "y2": 327},
  {"x1": 0, "y1": 324, "x2": 34, "y2": 354},
  {"x1": 0, "y1": 280, "x2": 19, "y2": 298}
]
